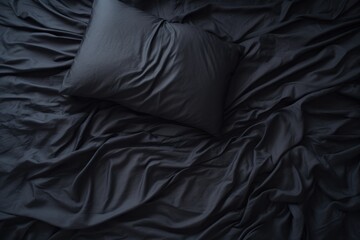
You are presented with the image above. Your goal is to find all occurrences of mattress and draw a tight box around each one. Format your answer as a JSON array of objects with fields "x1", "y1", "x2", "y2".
[{"x1": 0, "y1": 0, "x2": 359, "y2": 239}]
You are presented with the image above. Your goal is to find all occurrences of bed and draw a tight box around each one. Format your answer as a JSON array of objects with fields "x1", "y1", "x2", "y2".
[{"x1": 0, "y1": 0, "x2": 359, "y2": 239}]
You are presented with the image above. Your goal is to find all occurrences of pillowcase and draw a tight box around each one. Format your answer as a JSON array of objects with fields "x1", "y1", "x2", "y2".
[{"x1": 61, "y1": 0, "x2": 241, "y2": 135}]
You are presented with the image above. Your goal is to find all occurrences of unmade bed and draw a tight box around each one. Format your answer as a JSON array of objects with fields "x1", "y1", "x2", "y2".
[{"x1": 0, "y1": 0, "x2": 360, "y2": 239}]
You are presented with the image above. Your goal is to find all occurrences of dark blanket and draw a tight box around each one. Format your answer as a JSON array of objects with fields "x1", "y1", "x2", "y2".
[{"x1": 0, "y1": 0, "x2": 359, "y2": 239}]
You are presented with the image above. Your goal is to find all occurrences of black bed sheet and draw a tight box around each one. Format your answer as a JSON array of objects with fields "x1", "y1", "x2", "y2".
[{"x1": 0, "y1": 0, "x2": 359, "y2": 239}]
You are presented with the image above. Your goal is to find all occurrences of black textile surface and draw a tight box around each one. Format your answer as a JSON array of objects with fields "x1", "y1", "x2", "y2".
[{"x1": 0, "y1": 0, "x2": 359, "y2": 239}]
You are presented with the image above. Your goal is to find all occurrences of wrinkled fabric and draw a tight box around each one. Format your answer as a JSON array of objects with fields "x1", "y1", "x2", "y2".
[{"x1": 0, "y1": 0, "x2": 360, "y2": 239}]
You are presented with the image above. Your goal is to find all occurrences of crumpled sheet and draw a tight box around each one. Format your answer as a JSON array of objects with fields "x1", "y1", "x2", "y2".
[{"x1": 0, "y1": 0, "x2": 359, "y2": 239}]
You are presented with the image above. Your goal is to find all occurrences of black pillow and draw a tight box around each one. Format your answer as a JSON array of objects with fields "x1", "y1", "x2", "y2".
[{"x1": 61, "y1": 0, "x2": 241, "y2": 135}]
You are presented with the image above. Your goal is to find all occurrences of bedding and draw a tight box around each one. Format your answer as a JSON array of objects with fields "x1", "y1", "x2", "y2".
[
  {"x1": 0, "y1": 0, "x2": 360, "y2": 239},
  {"x1": 62, "y1": 0, "x2": 241, "y2": 135}
]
